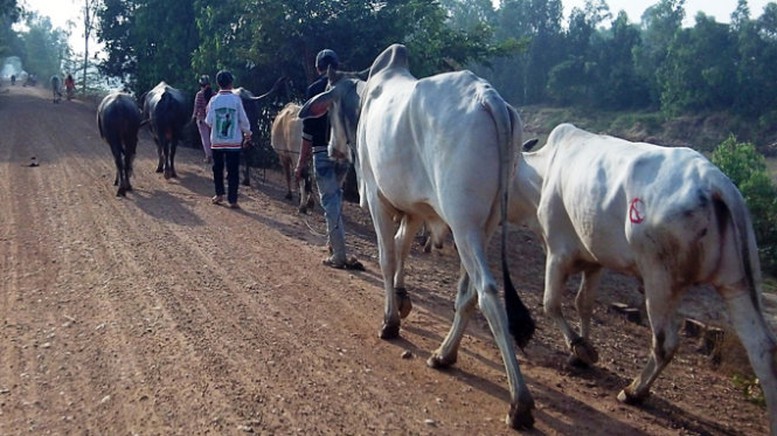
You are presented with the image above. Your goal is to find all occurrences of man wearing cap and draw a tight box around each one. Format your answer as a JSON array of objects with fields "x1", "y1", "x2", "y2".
[
  {"x1": 205, "y1": 70, "x2": 252, "y2": 209},
  {"x1": 295, "y1": 49, "x2": 364, "y2": 270},
  {"x1": 193, "y1": 74, "x2": 214, "y2": 163}
]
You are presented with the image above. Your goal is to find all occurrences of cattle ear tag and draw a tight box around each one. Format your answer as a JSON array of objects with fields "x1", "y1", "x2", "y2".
[{"x1": 629, "y1": 197, "x2": 645, "y2": 224}]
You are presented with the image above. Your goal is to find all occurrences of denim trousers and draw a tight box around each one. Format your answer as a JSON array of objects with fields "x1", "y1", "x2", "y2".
[
  {"x1": 314, "y1": 153, "x2": 349, "y2": 263},
  {"x1": 212, "y1": 149, "x2": 241, "y2": 204}
]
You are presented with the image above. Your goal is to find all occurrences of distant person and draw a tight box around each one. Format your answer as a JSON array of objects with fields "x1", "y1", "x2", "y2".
[
  {"x1": 192, "y1": 74, "x2": 214, "y2": 163},
  {"x1": 10, "y1": 74, "x2": 15, "y2": 85},
  {"x1": 204, "y1": 70, "x2": 251, "y2": 209},
  {"x1": 50, "y1": 75, "x2": 62, "y2": 103},
  {"x1": 64, "y1": 73, "x2": 75, "y2": 99}
]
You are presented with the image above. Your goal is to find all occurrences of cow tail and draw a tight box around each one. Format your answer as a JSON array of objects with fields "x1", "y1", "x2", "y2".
[
  {"x1": 484, "y1": 90, "x2": 535, "y2": 350},
  {"x1": 711, "y1": 171, "x2": 764, "y2": 313}
]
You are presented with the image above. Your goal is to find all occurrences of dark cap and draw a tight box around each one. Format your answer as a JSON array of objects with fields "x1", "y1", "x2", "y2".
[
  {"x1": 315, "y1": 49, "x2": 339, "y2": 71},
  {"x1": 216, "y1": 70, "x2": 234, "y2": 88},
  {"x1": 198, "y1": 74, "x2": 210, "y2": 86}
]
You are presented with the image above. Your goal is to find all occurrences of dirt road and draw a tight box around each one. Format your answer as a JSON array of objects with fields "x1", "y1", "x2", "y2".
[{"x1": 0, "y1": 85, "x2": 770, "y2": 434}]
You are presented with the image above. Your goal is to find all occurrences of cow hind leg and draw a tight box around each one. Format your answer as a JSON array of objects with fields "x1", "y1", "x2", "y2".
[
  {"x1": 569, "y1": 268, "x2": 604, "y2": 367},
  {"x1": 392, "y1": 215, "x2": 423, "y2": 319},
  {"x1": 447, "y1": 230, "x2": 534, "y2": 430},
  {"x1": 428, "y1": 267, "x2": 473, "y2": 368},
  {"x1": 544, "y1": 254, "x2": 595, "y2": 366},
  {"x1": 720, "y1": 288, "x2": 777, "y2": 436},
  {"x1": 618, "y1": 278, "x2": 681, "y2": 404},
  {"x1": 367, "y1": 197, "x2": 402, "y2": 339}
]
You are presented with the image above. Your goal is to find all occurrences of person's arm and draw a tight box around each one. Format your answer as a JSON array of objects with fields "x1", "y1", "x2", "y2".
[{"x1": 295, "y1": 136, "x2": 313, "y2": 181}]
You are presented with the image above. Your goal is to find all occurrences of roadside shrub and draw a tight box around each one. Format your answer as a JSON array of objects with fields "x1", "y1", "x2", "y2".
[{"x1": 712, "y1": 136, "x2": 777, "y2": 277}]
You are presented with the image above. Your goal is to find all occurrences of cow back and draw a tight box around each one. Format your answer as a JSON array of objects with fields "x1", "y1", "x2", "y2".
[
  {"x1": 270, "y1": 103, "x2": 303, "y2": 161},
  {"x1": 97, "y1": 92, "x2": 142, "y2": 142}
]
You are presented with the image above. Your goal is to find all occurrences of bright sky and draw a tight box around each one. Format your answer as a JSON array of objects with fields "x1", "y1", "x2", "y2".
[{"x1": 18, "y1": 0, "x2": 777, "y2": 51}]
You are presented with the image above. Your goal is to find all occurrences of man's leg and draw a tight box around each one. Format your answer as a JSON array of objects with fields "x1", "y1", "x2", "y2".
[
  {"x1": 225, "y1": 150, "x2": 241, "y2": 205},
  {"x1": 212, "y1": 149, "x2": 226, "y2": 202},
  {"x1": 315, "y1": 155, "x2": 346, "y2": 264}
]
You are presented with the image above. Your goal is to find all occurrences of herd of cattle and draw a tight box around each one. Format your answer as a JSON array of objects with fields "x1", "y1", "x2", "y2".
[{"x1": 94, "y1": 44, "x2": 777, "y2": 433}]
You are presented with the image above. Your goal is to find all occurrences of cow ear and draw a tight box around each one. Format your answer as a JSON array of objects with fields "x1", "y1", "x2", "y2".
[{"x1": 299, "y1": 92, "x2": 332, "y2": 119}]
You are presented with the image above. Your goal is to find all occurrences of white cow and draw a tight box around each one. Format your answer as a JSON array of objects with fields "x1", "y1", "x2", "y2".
[
  {"x1": 300, "y1": 44, "x2": 537, "y2": 429},
  {"x1": 270, "y1": 102, "x2": 314, "y2": 213},
  {"x1": 510, "y1": 123, "x2": 777, "y2": 435}
]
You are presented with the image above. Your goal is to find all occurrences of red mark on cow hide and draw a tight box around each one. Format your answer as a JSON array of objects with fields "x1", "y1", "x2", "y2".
[{"x1": 629, "y1": 197, "x2": 645, "y2": 224}]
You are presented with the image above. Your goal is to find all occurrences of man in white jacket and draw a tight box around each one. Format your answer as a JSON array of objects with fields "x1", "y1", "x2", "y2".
[{"x1": 205, "y1": 70, "x2": 252, "y2": 208}]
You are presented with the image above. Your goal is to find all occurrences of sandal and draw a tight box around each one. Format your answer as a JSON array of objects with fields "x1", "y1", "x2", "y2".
[
  {"x1": 228, "y1": 202, "x2": 240, "y2": 209},
  {"x1": 322, "y1": 256, "x2": 364, "y2": 271},
  {"x1": 211, "y1": 195, "x2": 224, "y2": 205}
]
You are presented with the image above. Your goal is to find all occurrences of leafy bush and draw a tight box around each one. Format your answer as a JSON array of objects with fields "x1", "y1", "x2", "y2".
[{"x1": 712, "y1": 136, "x2": 777, "y2": 276}]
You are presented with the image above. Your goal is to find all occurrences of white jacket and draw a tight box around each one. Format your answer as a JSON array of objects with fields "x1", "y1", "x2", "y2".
[{"x1": 205, "y1": 90, "x2": 251, "y2": 150}]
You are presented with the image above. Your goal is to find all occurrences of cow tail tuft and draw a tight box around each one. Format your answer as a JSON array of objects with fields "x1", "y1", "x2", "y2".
[
  {"x1": 504, "y1": 257, "x2": 535, "y2": 349},
  {"x1": 485, "y1": 89, "x2": 535, "y2": 349}
]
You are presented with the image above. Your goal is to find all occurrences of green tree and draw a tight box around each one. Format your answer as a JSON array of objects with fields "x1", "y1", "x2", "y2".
[
  {"x1": 712, "y1": 136, "x2": 777, "y2": 275},
  {"x1": 633, "y1": 0, "x2": 685, "y2": 107},
  {"x1": 0, "y1": 0, "x2": 19, "y2": 57},
  {"x1": 18, "y1": 12, "x2": 68, "y2": 82},
  {"x1": 658, "y1": 14, "x2": 736, "y2": 114}
]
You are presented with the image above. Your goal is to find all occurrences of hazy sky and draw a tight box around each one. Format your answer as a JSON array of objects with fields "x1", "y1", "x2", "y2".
[{"x1": 19, "y1": 0, "x2": 777, "y2": 50}]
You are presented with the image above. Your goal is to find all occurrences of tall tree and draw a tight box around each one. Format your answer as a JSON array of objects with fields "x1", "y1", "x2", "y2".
[
  {"x1": 80, "y1": 0, "x2": 100, "y2": 92},
  {"x1": 633, "y1": 0, "x2": 685, "y2": 107}
]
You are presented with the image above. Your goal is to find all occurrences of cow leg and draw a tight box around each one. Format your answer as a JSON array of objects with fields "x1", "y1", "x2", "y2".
[
  {"x1": 125, "y1": 138, "x2": 137, "y2": 192},
  {"x1": 544, "y1": 253, "x2": 595, "y2": 365},
  {"x1": 155, "y1": 140, "x2": 164, "y2": 173},
  {"x1": 168, "y1": 140, "x2": 178, "y2": 179},
  {"x1": 569, "y1": 267, "x2": 603, "y2": 366},
  {"x1": 719, "y1": 287, "x2": 777, "y2": 436},
  {"x1": 241, "y1": 147, "x2": 250, "y2": 186},
  {"x1": 428, "y1": 266, "x2": 473, "y2": 367},
  {"x1": 281, "y1": 158, "x2": 293, "y2": 200},
  {"x1": 618, "y1": 277, "x2": 681, "y2": 404},
  {"x1": 367, "y1": 197, "x2": 401, "y2": 339},
  {"x1": 445, "y1": 228, "x2": 534, "y2": 429},
  {"x1": 110, "y1": 142, "x2": 126, "y2": 196},
  {"x1": 393, "y1": 215, "x2": 422, "y2": 319}
]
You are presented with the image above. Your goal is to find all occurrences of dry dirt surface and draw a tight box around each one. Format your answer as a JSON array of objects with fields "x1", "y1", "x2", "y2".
[{"x1": 0, "y1": 84, "x2": 773, "y2": 435}]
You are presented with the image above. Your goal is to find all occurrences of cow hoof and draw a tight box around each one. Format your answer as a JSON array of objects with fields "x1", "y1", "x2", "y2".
[
  {"x1": 170, "y1": 172, "x2": 178, "y2": 179},
  {"x1": 116, "y1": 189, "x2": 126, "y2": 197},
  {"x1": 507, "y1": 399, "x2": 535, "y2": 430},
  {"x1": 155, "y1": 167, "x2": 163, "y2": 173},
  {"x1": 570, "y1": 338, "x2": 599, "y2": 367},
  {"x1": 284, "y1": 192, "x2": 293, "y2": 200},
  {"x1": 617, "y1": 388, "x2": 649, "y2": 405},
  {"x1": 297, "y1": 206, "x2": 308, "y2": 215},
  {"x1": 379, "y1": 321, "x2": 400, "y2": 340},
  {"x1": 306, "y1": 198, "x2": 315, "y2": 209},
  {"x1": 242, "y1": 179, "x2": 250, "y2": 186},
  {"x1": 427, "y1": 351, "x2": 457, "y2": 369},
  {"x1": 396, "y1": 290, "x2": 412, "y2": 319}
]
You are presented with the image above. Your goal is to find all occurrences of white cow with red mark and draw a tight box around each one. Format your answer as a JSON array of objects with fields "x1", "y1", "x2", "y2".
[
  {"x1": 299, "y1": 44, "x2": 537, "y2": 430},
  {"x1": 511, "y1": 123, "x2": 777, "y2": 435}
]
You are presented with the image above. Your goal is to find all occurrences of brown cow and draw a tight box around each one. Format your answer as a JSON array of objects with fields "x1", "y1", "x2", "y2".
[{"x1": 270, "y1": 102, "x2": 314, "y2": 213}]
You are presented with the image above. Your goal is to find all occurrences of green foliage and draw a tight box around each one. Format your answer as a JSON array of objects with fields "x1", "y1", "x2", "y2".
[
  {"x1": 731, "y1": 373, "x2": 766, "y2": 407},
  {"x1": 712, "y1": 136, "x2": 777, "y2": 275},
  {"x1": 17, "y1": 13, "x2": 68, "y2": 82}
]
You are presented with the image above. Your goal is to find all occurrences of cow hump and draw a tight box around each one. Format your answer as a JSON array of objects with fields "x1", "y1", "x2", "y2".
[{"x1": 369, "y1": 44, "x2": 409, "y2": 78}]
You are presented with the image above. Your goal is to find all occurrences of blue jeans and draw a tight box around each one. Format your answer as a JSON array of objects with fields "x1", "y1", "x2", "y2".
[
  {"x1": 314, "y1": 153, "x2": 349, "y2": 263},
  {"x1": 213, "y1": 149, "x2": 241, "y2": 204}
]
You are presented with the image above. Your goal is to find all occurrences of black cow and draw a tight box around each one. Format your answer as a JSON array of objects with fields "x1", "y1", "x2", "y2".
[
  {"x1": 97, "y1": 92, "x2": 142, "y2": 196},
  {"x1": 232, "y1": 77, "x2": 287, "y2": 185},
  {"x1": 140, "y1": 82, "x2": 188, "y2": 179}
]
